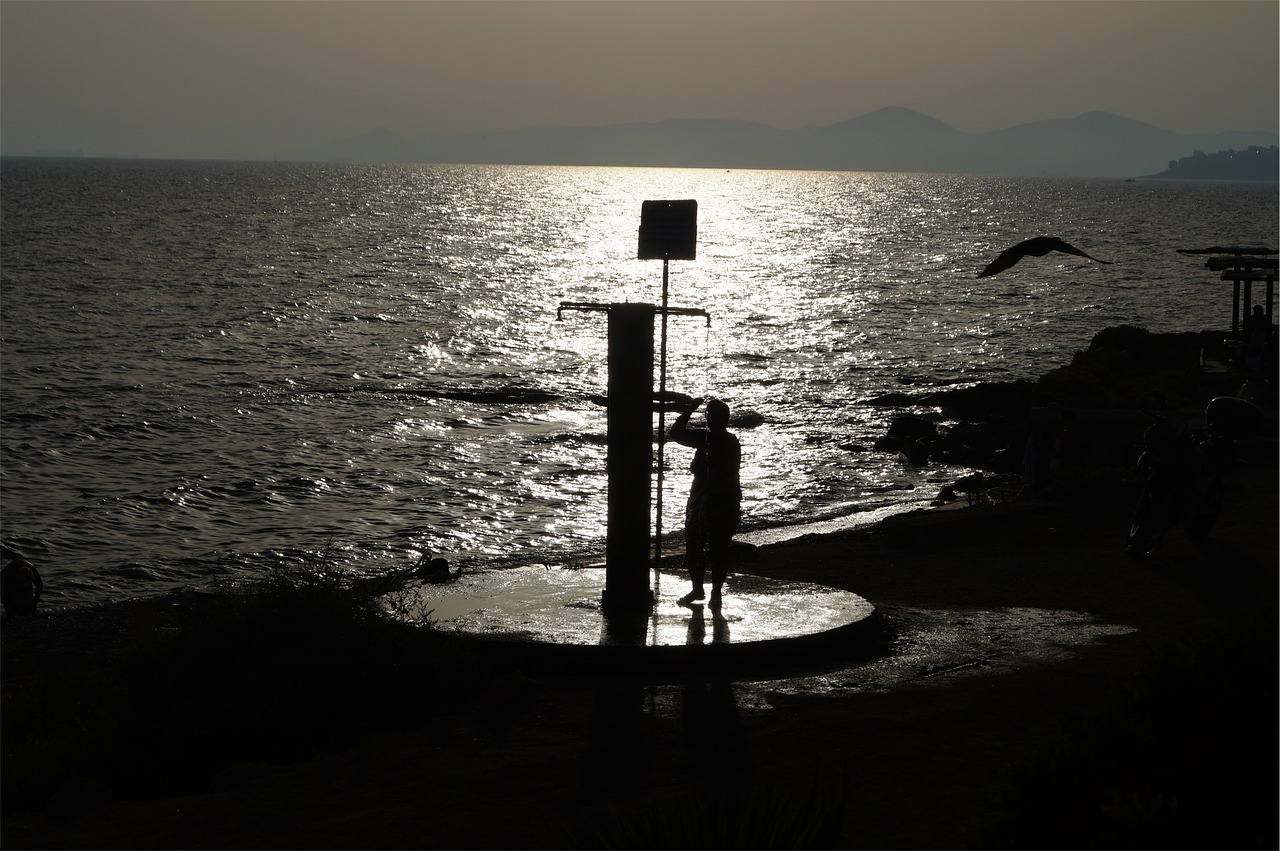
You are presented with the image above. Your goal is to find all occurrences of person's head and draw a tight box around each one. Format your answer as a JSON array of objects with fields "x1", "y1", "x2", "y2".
[{"x1": 705, "y1": 398, "x2": 730, "y2": 429}]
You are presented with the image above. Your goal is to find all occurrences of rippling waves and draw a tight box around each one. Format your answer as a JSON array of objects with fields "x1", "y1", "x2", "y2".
[{"x1": 2, "y1": 159, "x2": 1275, "y2": 608}]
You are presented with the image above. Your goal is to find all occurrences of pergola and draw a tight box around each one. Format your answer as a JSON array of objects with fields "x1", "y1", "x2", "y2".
[{"x1": 1177, "y1": 246, "x2": 1278, "y2": 334}]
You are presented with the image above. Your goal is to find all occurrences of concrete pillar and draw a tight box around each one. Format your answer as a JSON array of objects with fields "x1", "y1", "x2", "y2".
[{"x1": 602, "y1": 302, "x2": 655, "y2": 616}]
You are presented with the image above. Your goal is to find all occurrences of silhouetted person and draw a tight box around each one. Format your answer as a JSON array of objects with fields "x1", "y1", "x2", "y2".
[
  {"x1": 1244, "y1": 304, "x2": 1270, "y2": 346},
  {"x1": 1019, "y1": 415, "x2": 1053, "y2": 497},
  {"x1": 1262, "y1": 329, "x2": 1279, "y2": 403},
  {"x1": 1237, "y1": 304, "x2": 1272, "y2": 379},
  {"x1": 670, "y1": 397, "x2": 742, "y2": 610},
  {"x1": 2, "y1": 559, "x2": 43, "y2": 616},
  {"x1": 978, "y1": 236, "x2": 1111, "y2": 278}
]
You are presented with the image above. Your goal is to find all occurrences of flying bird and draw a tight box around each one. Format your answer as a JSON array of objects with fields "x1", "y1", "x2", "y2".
[{"x1": 977, "y1": 236, "x2": 1112, "y2": 278}]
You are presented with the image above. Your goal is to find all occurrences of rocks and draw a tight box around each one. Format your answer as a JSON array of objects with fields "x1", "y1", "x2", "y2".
[
  {"x1": 870, "y1": 411, "x2": 1023, "y2": 474},
  {"x1": 863, "y1": 380, "x2": 1034, "y2": 420},
  {"x1": 898, "y1": 439, "x2": 931, "y2": 467},
  {"x1": 861, "y1": 325, "x2": 1254, "y2": 477},
  {"x1": 918, "y1": 380, "x2": 1034, "y2": 418},
  {"x1": 1, "y1": 559, "x2": 43, "y2": 616},
  {"x1": 414, "y1": 557, "x2": 462, "y2": 584},
  {"x1": 929, "y1": 472, "x2": 1022, "y2": 507},
  {"x1": 1035, "y1": 326, "x2": 1217, "y2": 409}
]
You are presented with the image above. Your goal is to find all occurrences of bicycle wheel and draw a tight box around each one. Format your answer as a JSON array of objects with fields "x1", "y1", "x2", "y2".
[
  {"x1": 1127, "y1": 484, "x2": 1167, "y2": 558},
  {"x1": 1183, "y1": 474, "x2": 1224, "y2": 539}
]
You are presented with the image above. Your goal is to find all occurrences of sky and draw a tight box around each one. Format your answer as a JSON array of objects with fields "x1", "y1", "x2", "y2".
[{"x1": 2, "y1": 0, "x2": 1277, "y2": 161}]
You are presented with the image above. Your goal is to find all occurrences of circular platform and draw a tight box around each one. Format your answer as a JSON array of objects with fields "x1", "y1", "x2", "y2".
[{"x1": 397, "y1": 566, "x2": 885, "y2": 678}]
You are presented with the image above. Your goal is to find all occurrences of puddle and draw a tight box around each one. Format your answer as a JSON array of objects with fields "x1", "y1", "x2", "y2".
[{"x1": 728, "y1": 605, "x2": 1136, "y2": 706}]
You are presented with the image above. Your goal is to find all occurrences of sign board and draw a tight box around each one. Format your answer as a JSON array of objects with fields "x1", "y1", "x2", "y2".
[{"x1": 638, "y1": 199, "x2": 697, "y2": 261}]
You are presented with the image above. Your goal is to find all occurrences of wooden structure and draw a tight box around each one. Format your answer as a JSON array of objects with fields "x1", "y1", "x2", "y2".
[{"x1": 1178, "y1": 246, "x2": 1278, "y2": 334}]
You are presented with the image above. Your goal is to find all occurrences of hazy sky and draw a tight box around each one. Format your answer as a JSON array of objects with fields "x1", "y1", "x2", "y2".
[{"x1": 3, "y1": 1, "x2": 1276, "y2": 160}]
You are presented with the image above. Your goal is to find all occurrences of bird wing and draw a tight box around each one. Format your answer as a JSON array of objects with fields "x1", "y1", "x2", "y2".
[
  {"x1": 976, "y1": 245, "x2": 1028, "y2": 278},
  {"x1": 1046, "y1": 238, "x2": 1111, "y2": 264},
  {"x1": 978, "y1": 236, "x2": 1111, "y2": 277}
]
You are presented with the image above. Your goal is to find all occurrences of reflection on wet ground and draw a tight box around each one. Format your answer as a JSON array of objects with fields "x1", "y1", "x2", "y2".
[
  {"x1": 392, "y1": 563, "x2": 1135, "y2": 707},
  {"x1": 725, "y1": 605, "x2": 1136, "y2": 709},
  {"x1": 395, "y1": 565, "x2": 876, "y2": 647}
]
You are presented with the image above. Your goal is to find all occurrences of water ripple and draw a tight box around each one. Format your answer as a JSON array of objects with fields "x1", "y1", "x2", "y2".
[{"x1": 2, "y1": 159, "x2": 1275, "y2": 607}]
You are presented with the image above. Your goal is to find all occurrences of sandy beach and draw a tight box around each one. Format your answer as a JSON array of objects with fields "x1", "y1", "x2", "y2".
[{"x1": 2, "y1": 421, "x2": 1275, "y2": 849}]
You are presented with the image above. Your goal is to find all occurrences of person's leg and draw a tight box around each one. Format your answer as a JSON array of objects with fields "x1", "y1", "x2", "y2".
[
  {"x1": 705, "y1": 499, "x2": 741, "y2": 609},
  {"x1": 680, "y1": 494, "x2": 707, "y2": 604}
]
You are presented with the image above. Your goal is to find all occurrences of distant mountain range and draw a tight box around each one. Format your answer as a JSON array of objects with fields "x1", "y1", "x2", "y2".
[{"x1": 281, "y1": 108, "x2": 1279, "y2": 178}]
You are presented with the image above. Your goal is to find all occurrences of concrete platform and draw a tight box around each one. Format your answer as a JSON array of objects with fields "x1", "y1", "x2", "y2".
[{"x1": 397, "y1": 565, "x2": 886, "y2": 679}]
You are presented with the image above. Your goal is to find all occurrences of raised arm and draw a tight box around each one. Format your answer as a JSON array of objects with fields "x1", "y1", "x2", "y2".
[{"x1": 668, "y1": 396, "x2": 704, "y2": 448}]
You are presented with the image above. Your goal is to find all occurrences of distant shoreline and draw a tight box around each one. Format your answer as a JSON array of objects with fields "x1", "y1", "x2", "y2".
[
  {"x1": 1141, "y1": 144, "x2": 1278, "y2": 181},
  {"x1": 6, "y1": 110, "x2": 1279, "y2": 179}
]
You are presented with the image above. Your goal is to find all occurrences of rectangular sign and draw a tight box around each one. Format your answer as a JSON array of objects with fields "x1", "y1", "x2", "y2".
[{"x1": 638, "y1": 199, "x2": 697, "y2": 261}]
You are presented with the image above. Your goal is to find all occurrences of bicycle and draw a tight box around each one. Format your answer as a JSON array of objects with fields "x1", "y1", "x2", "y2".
[{"x1": 1126, "y1": 396, "x2": 1263, "y2": 558}]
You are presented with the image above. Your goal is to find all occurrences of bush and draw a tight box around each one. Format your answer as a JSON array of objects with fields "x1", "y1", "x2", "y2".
[{"x1": 1, "y1": 564, "x2": 493, "y2": 815}]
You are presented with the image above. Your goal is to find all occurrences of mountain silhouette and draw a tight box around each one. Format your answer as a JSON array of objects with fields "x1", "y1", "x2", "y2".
[
  {"x1": 817, "y1": 106, "x2": 965, "y2": 136},
  {"x1": 282, "y1": 108, "x2": 1279, "y2": 179}
]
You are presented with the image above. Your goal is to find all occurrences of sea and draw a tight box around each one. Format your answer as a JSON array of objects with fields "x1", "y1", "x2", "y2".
[{"x1": 2, "y1": 158, "x2": 1275, "y2": 611}]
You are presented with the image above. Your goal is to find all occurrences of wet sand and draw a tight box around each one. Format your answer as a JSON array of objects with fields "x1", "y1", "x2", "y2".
[{"x1": 2, "y1": 446, "x2": 1276, "y2": 849}]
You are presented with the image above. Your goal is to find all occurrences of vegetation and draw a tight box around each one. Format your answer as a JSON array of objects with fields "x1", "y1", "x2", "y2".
[
  {"x1": 1, "y1": 564, "x2": 494, "y2": 816},
  {"x1": 3, "y1": 322, "x2": 1272, "y2": 846},
  {"x1": 12, "y1": 564, "x2": 1272, "y2": 848}
]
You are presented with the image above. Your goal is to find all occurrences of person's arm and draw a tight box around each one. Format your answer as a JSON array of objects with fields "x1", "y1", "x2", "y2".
[{"x1": 668, "y1": 397, "x2": 704, "y2": 448}]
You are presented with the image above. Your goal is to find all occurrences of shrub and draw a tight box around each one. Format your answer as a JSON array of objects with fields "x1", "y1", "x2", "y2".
[{"x1": 1, "y1": 563, "x2": 492, "y2": 815}]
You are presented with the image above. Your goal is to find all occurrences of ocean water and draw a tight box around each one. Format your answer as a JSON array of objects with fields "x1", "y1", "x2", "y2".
[{"x1": 2, "y1": 159, "x2": 1275, "y2": 609}]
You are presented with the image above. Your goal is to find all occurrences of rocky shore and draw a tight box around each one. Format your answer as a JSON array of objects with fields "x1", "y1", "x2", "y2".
[{"x1": 2, "y1": 325, "x2": 1276, "y2": 849}]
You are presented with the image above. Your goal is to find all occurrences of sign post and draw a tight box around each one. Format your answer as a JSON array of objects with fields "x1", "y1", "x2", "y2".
[
  {"x1": 554, "y1": 199, "x2": 702, "y2": 624},
  {"x1": 637, "y1": 200, "x2": 698, "y2": 593}
]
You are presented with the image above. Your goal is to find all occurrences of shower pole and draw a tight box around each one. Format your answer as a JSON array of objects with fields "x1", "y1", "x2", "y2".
[
  {"x1": 636, "y1": 199, "x2": 698, "y2": 604},
  {"x1": 654, "y1": 256, "x2": 671, "y2": 593}
]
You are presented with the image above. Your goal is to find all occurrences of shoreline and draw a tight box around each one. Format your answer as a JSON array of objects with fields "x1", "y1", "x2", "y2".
[
  {"x1": 0, "y1": 401, "x2": 1253, "y2": 623},
  {"x1": 3, "y1": 322, "x2": 1277, "y2": 848},
  {"x1": 11, "y1": 490, "x2": 947, "y2": 619},
  {"x1": 3, "y1": 444, "x2": 1275, "y2": 849},
  {"x1": 10, "y1": 320, "x2": 1265, "y2": 616}
]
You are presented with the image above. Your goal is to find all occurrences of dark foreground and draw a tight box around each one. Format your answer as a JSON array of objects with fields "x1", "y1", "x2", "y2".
[{"x1": 2, "y1": 433, "x2": 1276, "y2": 849}]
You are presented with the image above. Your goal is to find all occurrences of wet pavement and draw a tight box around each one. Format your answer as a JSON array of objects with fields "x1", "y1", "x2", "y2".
[
  {"x1": 405, "y1": 565, "x2": 873, "y2": 644},
  {"x1": 393, "y1": 564, "x2": 882, "y2": 678}
]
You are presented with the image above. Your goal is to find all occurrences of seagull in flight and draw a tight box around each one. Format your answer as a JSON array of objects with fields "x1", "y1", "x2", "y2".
[{"x1": 977, "y1": 236, "x2": 1112, "y2": 278}]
